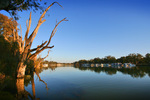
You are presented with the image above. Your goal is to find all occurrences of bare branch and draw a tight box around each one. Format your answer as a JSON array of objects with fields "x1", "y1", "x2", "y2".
[
  {"x1": 16, "y1": 1, "x2": 67, "y2": 78},
  {"x1": 28, "y1": 17, "x2": 67, "y2": 60},
  {"x1": 47, "y1": 45, "x2": 54, "y2": 49},
  {"x1": 19, "y1": 24, "x2": 24, "y2": 53},
  {"x1": 20, "y1": 24, "x2": 22, "y2": 40},
  {"x1": 41, "y1": 19, "x2": 46, "y2": 23},
  {"x1": 29, "y1": 45, "x2": 54, "y2": 60},
  {"x1": 25, "y1": 12, "x2": 32, "y2": 44},
  {"x1": 15, "y1": 27, "x2": 19, "y2": 41},
  {"x1": 46, "y1": 18, "x2": 68, "y2": 46},
  {"x1": 26, "y1": 19, "x2": 28, "y2": 28},
  {"x1": 37, "y1": 50, "x2": 50, "y2": 62},
  {"x1": 43, "y1": 50, "x2": 50, "y2": 59},
  {"x1": 28, "y1": 2, "x2": 62, "y2": 46},
  {"x1": 29, "y1": 41, "x2": 47, "y2": 53},
  {"x1": 13, "y1": 29, "x2": 15, "y2": 41},
  {"x1": 3, "y1": 36, "x2": 10, "y2": 42},
  {"x1": 28, "y1": 47, "x2": 46, "y2": 59}
]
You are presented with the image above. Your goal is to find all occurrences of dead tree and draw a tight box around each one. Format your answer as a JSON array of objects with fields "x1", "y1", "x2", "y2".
[
  {"x1": 16, "y1": 2, "x2": 67, "y2": 78},
  {"x1": 34, "y1": 50, "x2": 50, "y2": 69}
]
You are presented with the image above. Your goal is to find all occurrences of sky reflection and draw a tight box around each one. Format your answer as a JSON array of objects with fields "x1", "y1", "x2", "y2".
[{"x1": 25, "y1": 66, "x2": 150, "y2": 100}]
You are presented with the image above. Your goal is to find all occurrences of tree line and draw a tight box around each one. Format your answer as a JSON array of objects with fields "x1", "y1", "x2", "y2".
[{"x1": 74, "y1": 53, "x2": 150, "y2": 66}]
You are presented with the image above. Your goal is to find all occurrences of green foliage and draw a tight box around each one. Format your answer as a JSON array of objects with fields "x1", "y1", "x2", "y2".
[
  {"x1": 25, "y1": 60, "x2": 34, "y2": 75},
  {"x1": 104, "y1": 56, "x2": 116, "y2": 63},
  {"x1": 0, "y1": 13, "x2": 35, "y2": 77},
  {"x1": 0, "y1": 13, "x2": 18, "y2": 37},
  {"x1": 0, "y1": 0, "x2": 47, "y2": 20},
  {"x1": 43, "y1": 60, "x2": 49, "y2": 64},
  {"x1": 0, "y1": 35, "x2": 20, "y2": 77},
  {"x1": 0, "y1": 75, "x2": 17, "y2": 100},
  {"x1": 24, "y1": 75, "x2": 32, "y2": 86},
  {"x1": 145, "y1": 53, "x2": 150, "y2": 65},
  {"x1": 0, "y1": 91, "x2": 17, "y2": 100}
]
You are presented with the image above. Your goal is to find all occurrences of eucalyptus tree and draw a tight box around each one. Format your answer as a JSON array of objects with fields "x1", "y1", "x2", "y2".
[
  {"x1": 17, "y1": 2, "x2": 67, "y2": 78},
  {"x1": 1, "y1": 2, "x2": 67, "y2": 78}
]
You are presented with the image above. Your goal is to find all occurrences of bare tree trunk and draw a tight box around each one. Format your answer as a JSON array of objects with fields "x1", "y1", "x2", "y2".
[
  {"x1": 17, "y1": 62, "x2": 26, "y2": 78},
  {"x1": 15, "y1": 2, "x2": 67, "y2": 78},
  {"x1": 16, "y1": 77, "x2": 35, "y2": 100},
  {"x1": 17, "y1": 45, "x2": 30, "y2": 78}
]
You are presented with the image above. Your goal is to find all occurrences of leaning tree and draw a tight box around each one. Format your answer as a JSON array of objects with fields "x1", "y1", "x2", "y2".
[{"x1": 6, "y1": 2, "x2": 68, "y2": 78}]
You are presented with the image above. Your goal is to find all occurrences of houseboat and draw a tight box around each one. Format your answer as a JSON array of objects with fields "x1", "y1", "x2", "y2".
[
  {"x1": 123, "y1": 63, "x2": 136, "y2": 68},
  {"x1": 82, "y1": 64, "x2": 90, "y2": 67},
  {"x1": 43, "y1": 64, "x2": 48, "y2": 68},
  {"x1": 90, "y1": 64, "x2": 95, "y2": 67},
  {"x1": 95, "y1": 64, "x2": 100, "y2": 67}
]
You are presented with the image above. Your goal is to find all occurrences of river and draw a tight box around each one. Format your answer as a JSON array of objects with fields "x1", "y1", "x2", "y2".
[{"x1": 24, "y1": 66, "x2": 150, "y2": 100}]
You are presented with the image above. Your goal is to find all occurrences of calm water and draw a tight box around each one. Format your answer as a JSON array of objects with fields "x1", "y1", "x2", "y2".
[{"x1": 25, "y1": 66, "x2": 150, "y2": 100}]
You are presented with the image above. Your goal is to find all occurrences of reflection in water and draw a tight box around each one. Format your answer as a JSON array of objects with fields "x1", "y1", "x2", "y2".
[
  {"x1": 0, "y1": 69, "x2": 48, "y2": 100},
  {"x1": 35, "y1": 71, "x2": 49, "y2": 91},
  {"x1": 47, "y1": 65, "x2": 150, "y2": 78},
  {"x1": 33, "y1": 66, "x2": 150, "y2": 100},
  {"x1": 16, "y1": 73, "x2": 37, "y2": 100},
  {"x1": 1, "y1": 66, "x2": 150, "y2": 100},
  {"x1": 31, "y1": 73, "x2": 36, "y2": 99},
  {"x1": 74, "y1": 66, "x2": 150, "y2": 78}
]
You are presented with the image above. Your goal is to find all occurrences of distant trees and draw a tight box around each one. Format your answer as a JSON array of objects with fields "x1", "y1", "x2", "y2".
[
  {"x1": 93, "y1": 58, "x2": 101, "y2": 63},
  {"x1": 145, "y1": 53, "x2": 150, "y2": 65},
  {"x1": 74, "y1": 53, "x2": 150, "y2": 66},
  {"x1": 117, "y1": 53, "x2": 144, "y2": 65},
  {"x1": 104, "y1": 56, "x2": 116, "y2": 63}
]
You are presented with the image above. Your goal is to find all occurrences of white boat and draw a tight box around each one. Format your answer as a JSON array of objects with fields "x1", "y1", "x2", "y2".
[
  {"x1": 43, "y1": 64, "x2": 48, "y2": 67},
  {"x1": 95, "y1": 64, "x2": 100, "y2": 67},
  {"x1": 90, "y1": 64, "x2": 95, "y2": 67}
]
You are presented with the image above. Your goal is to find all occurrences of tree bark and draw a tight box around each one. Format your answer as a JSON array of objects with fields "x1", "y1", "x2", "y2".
[
  {"x1": 15, "y1": 2, "x2": 67, "y2": 78},
  {"x1": 17, "y1": 62, "x2": 26, "y2": 78}
]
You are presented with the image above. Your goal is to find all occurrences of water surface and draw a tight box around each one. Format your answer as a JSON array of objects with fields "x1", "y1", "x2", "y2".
[{"x1": 25, "y1": 66, "x2": 150, "y2": 100}]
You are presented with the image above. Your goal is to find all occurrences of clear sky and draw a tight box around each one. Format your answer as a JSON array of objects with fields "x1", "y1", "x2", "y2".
[{"x1": 1, "y1": 0, "x2": 150, "y2": 63}]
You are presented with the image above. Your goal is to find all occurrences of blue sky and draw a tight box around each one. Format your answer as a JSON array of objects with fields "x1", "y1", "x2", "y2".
[{"x1": 1, "y1": 0, "x2": 150, "y2": 63}]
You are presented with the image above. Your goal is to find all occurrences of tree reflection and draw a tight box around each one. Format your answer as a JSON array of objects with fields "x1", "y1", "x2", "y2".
[
  {"x1": 31, "y1": 73, "x2": 36, "y2": 99},
  {"x1": 48, "y1": 65, "x2": 150, "y2": 78},
  {"x1": 16, "y1": 74, "x2": 37, "y2": 100},
  {"x1": 0, "y1": 68, "x2": 48, "y2": 100},
  {"x1": 1, "y1": 65, "x2": 150, "y2": 99},
  {"x1": 35, "y1": 71, "x2": 49, "y2": 91},
  {"x1": 75, "y1": 66, "x2": 150, "y2": 78}
]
